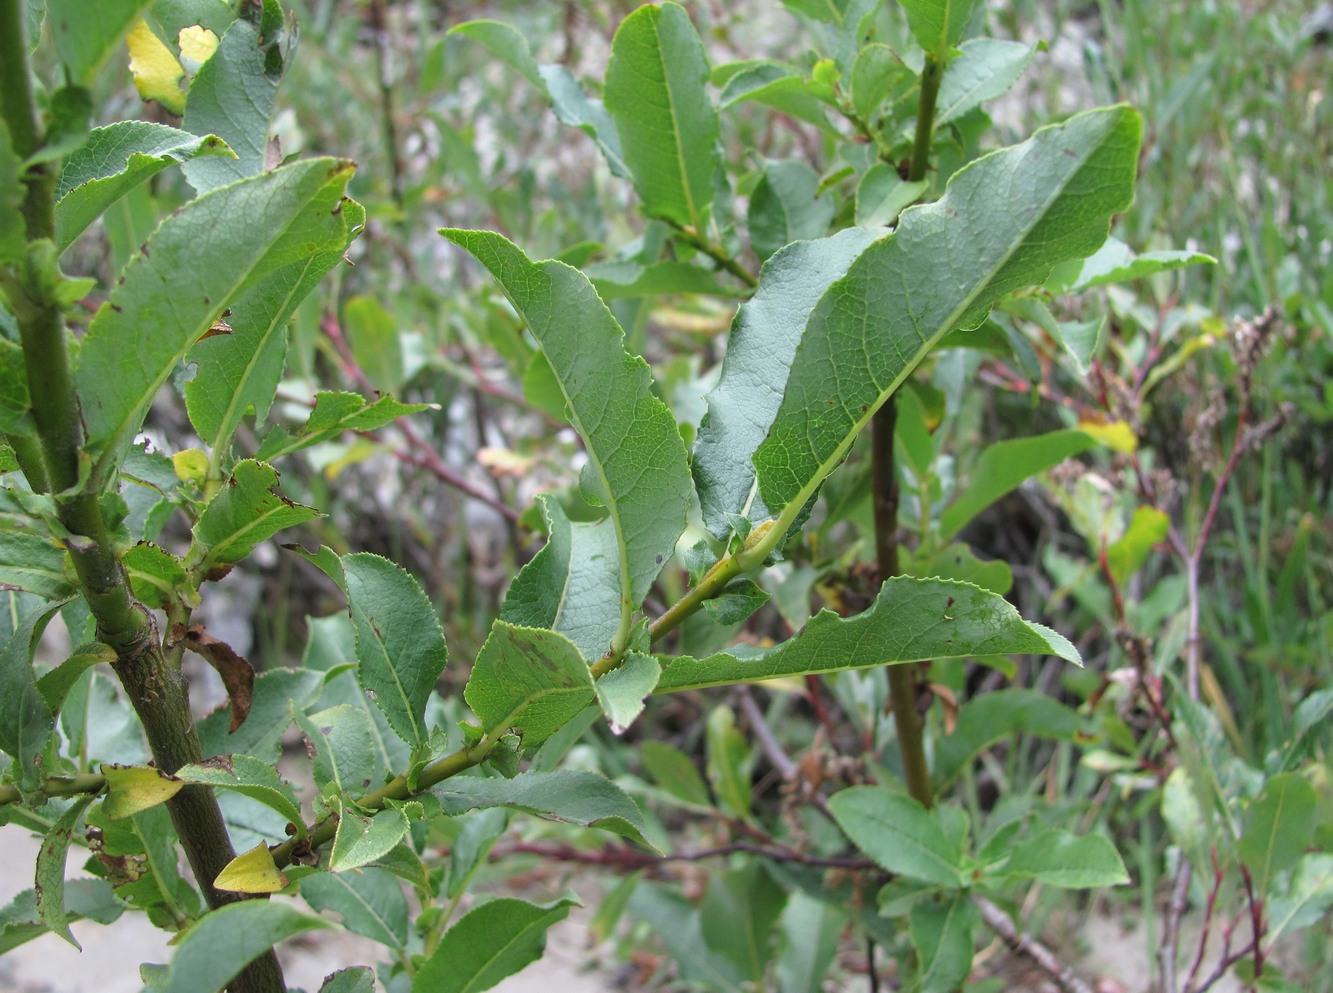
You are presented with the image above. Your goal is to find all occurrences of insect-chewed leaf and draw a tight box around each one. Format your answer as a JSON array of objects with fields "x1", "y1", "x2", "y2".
[{"x1": 188, "y1": 460, "x2": 319, "y2": 572}]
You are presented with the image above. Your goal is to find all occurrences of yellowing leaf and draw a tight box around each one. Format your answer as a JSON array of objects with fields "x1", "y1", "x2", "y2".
[
  {"x1": 1078, "y1": 418, "x2": 1137, "y2": 454},
  {"x1": 215, "y1": 842, "x2": 289, "y2": 894},
  {"x1": 126, "y1": 20, "x2": 186, "y2": 115},
  {"x1": 172, "y1": 447, "x2": 209, "y2": 484},
  {"x1": 177, "y1": 26, "x2": 219, "y2": 73},
  {"x1": 101, "y1": 763, "x2": 185, "y2": 819}
]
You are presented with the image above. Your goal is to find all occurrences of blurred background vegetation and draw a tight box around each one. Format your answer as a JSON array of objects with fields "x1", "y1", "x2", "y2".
[{"x1": 36, "y1": 0, "x2": 1331, "y2": 987}]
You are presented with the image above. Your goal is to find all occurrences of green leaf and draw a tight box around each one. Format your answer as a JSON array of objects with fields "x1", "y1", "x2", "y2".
[
  {"x1": 319, "y1": 967, "x2": 376, "y2": 993},
  {"x1": 447, "y1": 19, "x2": 544, "y2": 88},
  {"x1": 939, "y1": 430, "x2": 1097, "y2": 541},
  {"x1": 703, "y1": 578, "x2": 771, "y2": 626},
  {"x1": 35, "y1": 794, "x2": 96, "y2": 949},
  {"x1": 899, "y1": 0, "x2": 982, "y2": 56},
  {"x1": 718, "y1": 63, "x2": 837, "y2": 131},
  {"x1": 181, "y1": 18, "x2": 281, "y2": 193},
  {"x1": 292, "y1": 703, "x2": 378, "y2": 805},
  {"x1": 47, "y1": 0, "x2": 153, "y2": 83},
  {"x1": 176, "y1": 754, "x2": 304, "y2": 834},
  {"x1": 301, "y1": 868, "x2": 409, "y2": 951},
  {"x1": 1162, "y1": 766, "x2": 1212, "y2": 872},
  {"x1": 1068, "y1": 236, "x2": 1216, "y2": 291},
  {"x1": 0, "y1": 880, "x2": 123, "y2": 955},
  {"x1": 748, "y1": 160, "x2": 836, "y2": 261},
  {"x1": 343, "y1": 294, "x2": 404, "y2": 392},
  {"x1": 123, "y1": 542, "x2": 189, "y2": 608},
  {"x1": 850, "y1": 43, "x2": 907, "y2": 124},
  {"x1": 752, "y1": 107, "x2": 1141, "y2": 522},
  {"x1": 935, "y1": 39, "x2": 1033, "y2": 126},
  {"x1": 185, "y1": 199, "x2": 364, "y2": 455},
  {"x1": 856, "y1": 165, "x2": 929, "y2": 228},
  {"x1": 0, "y1": 601, "x2": 60, "y2": 786},
  {"x1": 909, "y1": 543, "x2": 1013, "y2": 595},
  {"x1": 442, "y1": 231, "x2": 691, "y2": 644},
  {"x1": 694, "y1": 228, "x2": 881, "y2": 538},
  {"x1": 705, "y1": 705, "x2": 753, "y2": 820},
  {"x1": 1239, "y1": 773, "x2": 1317, "y2": 894},
  {"x1": 143, "y1": 901, "x2": 333, "y2": 993},
  {"x1": 35, "y1": 641, "x2": 116, "y2": 712},
  {"x1": 500, "y1": 493, "x2": 622, "y2": 662},
  {"x1": 629, "y1": 882, "x2": 747, "y2": 992},
  {"x1": 0, "y1": 529, "x2": 75, "y2": 599},
  {"x1": 330, "y1": 799, "x2": 412, "y2": 873},
  {"x1": 198, "y1": 666, "x2": 324, "y2": 763},
  {"x1": 775, "y1": 892, "x2": 843, "y2": 993},
  {"x1": 54, "y1": 123, "x2": 233, "y2": 251},
  {"x1": 829, "y1": 787, "x2": 963, "y2": 886},
  {"x1": 641, "y1": 740, "x2": 711, "y2": 807},
  {"x1": 337, "y1": 553, "x2": 449, "y2": 747},
  {"x1": 74, "y1": 158, "x2": 356, "y2": 471},
  {"x1": 1104, "y1": 506, "x2": 1169, "y2": 586},
  {"x1": 910, "y1": 893, "x2": 978, "y2": 993},
  {"x1": 188, "y1": 460, "x2": 319, "y2": 572},
  {"x1": 256, "y1": 391, "x2": 427, "y2": 463},
  {"x1": 431, "y1": 770, "x2": 652, "y2": 848},
  {"x1": 1269, "y1": 854, "x2": 1333, "y2": 942},
  {"x1": 603, "y1": 2, "x2": 720, "y2": 231},
  {"x1": 412, "y1": 896, "x2": 579, "y2": 993},
  {"x1": 595, "y1": 651, "x2": 661, "y2": 734},
  {"x1": 933, "y1": 688, "x2": 1082, "y2": 786},
  {"x1": 700, "y1": 864, "x2": 787, "y2": 983},
  {"x1": 465, "y1": 621, "x2": 595, "y2": 751},
  {"x1": 656, "y1": 577, "x2": 1080, "y2": 693},
  {"x1": 0, "y1": 340, "x2": 31, "y2": 435},
  {"x1": 1001, "y1": 829, "x2": 1129, "y2": 888}
]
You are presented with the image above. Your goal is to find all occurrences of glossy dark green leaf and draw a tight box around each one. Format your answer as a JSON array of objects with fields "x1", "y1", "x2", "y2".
[
  {"x1": 829, "y1": 787, "x2": 963, "y2": 886},
  {"x1": 0, "y1": 601, "x2": 61, "y2": 786},
  {"x1": 443, "y1": 231, "x2": 691, "y2": 645},
  {"x1": 465, "y1": 621, "x2": 594, "y2": 751},
  {"x1": 656, "y1": 577, "x2": 1079, "y2": 693},
  {"x1": 431, "y1": 770, "x2": 652, "y2": 848},
  {"x1": 55, "y1": 123, "x2": 233, "y2": 251},
  {"x1": 411, "y1": 896, "x2": 578, "y2": 993},
  {"x1": 143, "y1": 901, "x2": 332, "y2": 993},
  {"x1": 47, "y1": 0, "x2": 152, "y2": 83},
  {"x1": 1002, "y1": 829, "x2": 1129, "y2": 888},
  {"x1": 302, "y1": 863, "x2": 405, "y2": 949},
  {"x1": 938, "y1": 429, "x2": 1097, "y2": 541},
  {"x1": 748, "y1": 160, "x2": 836, "y2": 261},
  {"x1": 910, "y1": 893, "x2": 978, "y2": 993},
  {"x1": 694, "y1": 228, "x2": 881, "y2": 538},
  {"x1": 256, "y1": 391, "x2": 427, "y2": 463},
  {"x1": 35, "y1": 794, "x2": 96, "y2": 948},
  {"x1": 181, "y1": 18, "x2": 280, "y2": 193},
  {"x1": 74, "y1": 158, "x2": 355, "y2": 472},
  {"x1": 603, "y1": 2, "x2": 720, "y2": 231},
  {"x1": 752, "y1": 108, "x2": 1140, "y2": 524}
]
